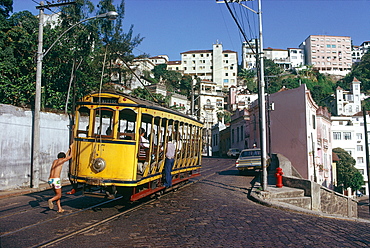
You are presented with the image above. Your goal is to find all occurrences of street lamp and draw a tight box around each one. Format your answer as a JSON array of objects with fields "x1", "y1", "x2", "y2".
[{"x1": 32, "y1": 2, "x2": 118, "y2": 188}]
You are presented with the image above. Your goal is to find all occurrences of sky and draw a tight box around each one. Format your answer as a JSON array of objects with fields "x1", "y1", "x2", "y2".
[{"x1": 12, "y1": 0, "x2": 370, "y2": 62}]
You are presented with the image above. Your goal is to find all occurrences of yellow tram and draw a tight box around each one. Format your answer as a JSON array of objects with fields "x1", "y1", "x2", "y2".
[{"x1": 70, "y1": 91, "x2": 203, "y2": 201}]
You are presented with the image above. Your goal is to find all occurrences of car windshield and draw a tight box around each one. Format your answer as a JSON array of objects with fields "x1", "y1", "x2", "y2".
[{"x1": 240, "y1": 150, "x2": 261, "y2": 157}]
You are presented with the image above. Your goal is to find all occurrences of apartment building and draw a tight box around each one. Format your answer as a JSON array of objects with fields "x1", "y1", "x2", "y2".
[
  {"x1": 242, "y1": 41, "x2": 304, "y2": 70},
  {"x1": 196, "y1": 80, "x2": 224, "y2": 127},
  {"x1": 301, "y1": 35, "x2": 352, "y2": 75},
  {"x1": 288, "y1": 48, "x2": 305, "y2": 68},
  {"x1": 264, "y1": 47, "x2": 290, "y2": 70},
  {"x1": 331, "y1": 77, "x2": 364, "y2": 116},
  {"x1": 181, "y1": 42, "x2": 238, "y2": 90},
  {"x1": 352, "y1": 41, "x2": 370, "y2": 63},
  {"x1": 330, "y1": 78, "x2": 369, "y2": 195},
  {"x1": 241, "y1": 40, "x2": 258, "y2": 70}
]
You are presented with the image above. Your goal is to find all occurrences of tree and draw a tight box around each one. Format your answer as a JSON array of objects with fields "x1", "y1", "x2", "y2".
[
  {"x1": 130, "y1": 86, "x2": 165, "y2": 104},
  {"x1": 0, "y1": 10, "x2": 38, "y2": 107},
  {"x1": 0, "y1": 0, "x2": 12, "y2": 18},
  {"x1": 0, "y1": 0, "x2": 144, "y2": 110},
  {"x1": 333, "y1": 148, "x2": 364, "y2": 192},
  {"x1": 238, "y1": 68, "x2": 257, "y2": 93},
  {"x1": 217, "y1": 110, "x2": 231, "y2": 124},
  {"x1": 337, "y1": 51, "x2": 370, "y2": 93}
]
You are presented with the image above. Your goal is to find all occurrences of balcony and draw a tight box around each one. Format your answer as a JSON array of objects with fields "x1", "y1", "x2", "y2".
[{"x1": 203, "y1": 104, "x2": 215, "y2": 110}]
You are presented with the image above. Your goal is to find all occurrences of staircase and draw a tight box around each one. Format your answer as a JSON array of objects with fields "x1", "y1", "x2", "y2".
[{"x1": 268, "y1": 186, "x2": 312, "y2": 210}]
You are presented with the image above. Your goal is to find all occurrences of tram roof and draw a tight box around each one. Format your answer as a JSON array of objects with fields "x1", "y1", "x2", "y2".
[{"x1": 79, "y1": 91, "x2": 203, "y2": 125}]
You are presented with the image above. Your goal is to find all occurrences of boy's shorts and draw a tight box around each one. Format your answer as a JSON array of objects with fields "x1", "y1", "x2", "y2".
[{"x1": 48, "y1": 178, "x2": 61, "y2": 189}]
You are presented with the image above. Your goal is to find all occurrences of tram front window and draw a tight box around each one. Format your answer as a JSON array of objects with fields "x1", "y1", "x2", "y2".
[
  {"x1": 93, "y1": 108, "x2": 114, "y2": 137},
  {"x1": 77, "y1": 107, "x2": 90, "y2": 137}
]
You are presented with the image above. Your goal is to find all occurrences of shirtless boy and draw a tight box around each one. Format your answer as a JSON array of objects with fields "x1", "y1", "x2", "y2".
[{"x1": 48, "y1": 143, "x2": 74, "y2": 213}]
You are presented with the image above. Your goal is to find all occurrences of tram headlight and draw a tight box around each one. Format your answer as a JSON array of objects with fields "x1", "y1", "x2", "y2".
[{"x1": 92, "y1": 158, "x2": 106, "y2": 173}]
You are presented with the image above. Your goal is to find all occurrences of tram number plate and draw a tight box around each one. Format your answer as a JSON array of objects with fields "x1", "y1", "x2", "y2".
[{"x1": 87, "y1": 179, "x2": 102, "y2": 185}]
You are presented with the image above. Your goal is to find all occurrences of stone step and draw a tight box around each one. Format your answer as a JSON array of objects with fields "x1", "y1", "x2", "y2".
[
  {"x1": 267, "y1": 187, "x2": 305, "y2": 199},
  {"x1": 274, "y1": 196, "x2": 312, "y2": 210}
]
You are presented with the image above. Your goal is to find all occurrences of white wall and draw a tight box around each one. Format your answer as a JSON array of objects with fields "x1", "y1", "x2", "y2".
[{"x1": 0, "y1": 104, "x2": 71, "y2": 190}]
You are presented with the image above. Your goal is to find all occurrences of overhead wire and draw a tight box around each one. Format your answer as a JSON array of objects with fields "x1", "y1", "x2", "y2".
[{"x1": 223, "y1": 0, "x2": 255, "y2": 55}]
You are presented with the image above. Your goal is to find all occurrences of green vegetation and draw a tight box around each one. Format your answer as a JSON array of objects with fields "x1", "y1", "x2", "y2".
[
  {"x1": 2, "y1": 0, "x2": 370, "y2": 116},
  {"x1": 333, "y1": 148, "x2": 364, "y2": 192},
  {"x1": 238, "y1": 54, "x2": 370, "y2": 112},
  {"x1": 0, "y1": 0, "x2": 142, "y2": 111}
]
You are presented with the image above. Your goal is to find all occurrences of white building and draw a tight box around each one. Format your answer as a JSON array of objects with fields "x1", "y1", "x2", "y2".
[
  {"x1": 169, "y1": 92, "x2": 189, "y2": 115},
  {"x1": 181, "y1": 42, "x2": 238, "y2": 90},
  {"x1": 149, "y1": 55, "x2": 168, "y2": 65},
  {"x1": 196, "y1": 80, "x2": 224, "y2": 128},
  {"x1": 264, "y1": 47, "x2": 290, "y2": 70},
  {"x1": 242, "y1": 41, "x2": 304, "y2": 70},
  {"x1": 352, "y1": 41, "x2": 370, "y2": 63},
  {"x1": 242, "y1": 40, "x2": 258, "y2": 70},
  {"x1": 228, "y1": 86, "x2": 258, "y2": 112},
  {"x1": 330, "y1": 78, "x2": 369, "y2": 195},
  {"x1": 288, "y1": 48, "x2": 305, "y2": 68},
  {"x1": 331, "y1": 78, "x2": 366, "y2": 116},
  {"x1": 331, "y1": 114, "x2": 369, "y2": 195}
]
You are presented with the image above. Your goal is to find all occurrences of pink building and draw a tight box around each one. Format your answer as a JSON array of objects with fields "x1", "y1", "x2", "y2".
[
  {"x1": 316, "y1": 106, "x2": 333, "y2": 189},
  {"x1": 302, "y1": 35, "x2": 352, "y2": 75},
  {"x1": 246, "y1": 84, "x2": 333, "y2": 186}
]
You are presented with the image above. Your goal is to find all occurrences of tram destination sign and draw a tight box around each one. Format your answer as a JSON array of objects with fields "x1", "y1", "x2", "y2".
[{"x1": 93, "y1": 97, "x2": 119, "y2": 104}]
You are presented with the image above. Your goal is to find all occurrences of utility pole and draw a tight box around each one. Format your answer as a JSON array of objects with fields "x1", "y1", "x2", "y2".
[
  {"x1": 32, "y1": 1, "x2": 76, "y2": 188},
  {"x1": 256, "y1": 0, "x2": 268, "y2": 190},
  {"x1": 362, "y1": 106, "x2": 370, "y2": 213},
  {"x1": 217, "y1": 0, "x2": 268, "y2": 190}
]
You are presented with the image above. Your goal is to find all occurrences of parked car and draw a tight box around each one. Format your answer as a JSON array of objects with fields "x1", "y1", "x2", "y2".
[
  {"x1": 227, "y1": 148, "x2": 240, "y2": 157},
  {"x1": 236, "y1": 148, "x2": 268, "y2": 173}
]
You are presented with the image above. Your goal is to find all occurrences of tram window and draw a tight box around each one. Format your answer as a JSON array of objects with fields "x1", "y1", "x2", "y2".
[
  {"x1": 77, "y1": 107, "x2": 90, "y2": 137},
  {"x1": 118, "y1": 109, "x2": 137, "y2": 140},
  {"x1": 93, "y1": 108, "x2": 114, "y2": 137}
]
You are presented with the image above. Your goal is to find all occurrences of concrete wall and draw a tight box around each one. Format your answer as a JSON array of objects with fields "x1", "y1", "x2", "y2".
[
  {"x1": 283, "y1": 176, "x2": 357, "y2": 218},
  {"x1": 320, "y1": 187, "x2": 357, "y2": 218},
  {"x1": 0, "y1": 104, "x2": 71, "y2": 191}
]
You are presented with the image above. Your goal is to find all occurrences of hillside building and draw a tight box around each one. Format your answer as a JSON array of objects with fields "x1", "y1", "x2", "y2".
[
  {"x1": 228, "y1": 86, "x2": 258, "y2": 112},
  {"x1": 300, "y1": 35, "x2": 352, "y2": 76},
  {"x1": 242, "y1": 40, "x2": 304, "y2": 71},
  {"x1": 181, "y1": 42, "x2": 238, "y2": 90},
  {"x1": 329, "y1": 78, "x2": 369, "y2": 195},
  {"x1": 352, "y1": 41, "x2": 370, "y2": 63}
]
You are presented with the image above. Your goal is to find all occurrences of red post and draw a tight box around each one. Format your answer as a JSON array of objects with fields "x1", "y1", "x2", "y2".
[{"x1": 275, "y1": 168, "x2": 283, "y2": 188}]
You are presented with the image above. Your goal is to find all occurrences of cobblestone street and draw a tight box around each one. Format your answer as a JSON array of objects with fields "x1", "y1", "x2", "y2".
[{"x1": 54, "y1": 158, "x2": 370, "y2": 247}]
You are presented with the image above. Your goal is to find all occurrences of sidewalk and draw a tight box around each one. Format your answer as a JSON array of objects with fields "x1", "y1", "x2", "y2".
[{"x1": 0, "y1": 180, "x2": 71, "y2": 199}]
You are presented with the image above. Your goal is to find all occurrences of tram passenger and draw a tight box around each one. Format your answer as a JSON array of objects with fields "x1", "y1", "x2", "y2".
[
  {"x1": 138, "y1": 128, "x2": 150, "y2": 173},
  {"x1": 48, "y1": 143, "x2": 74, "y2": 213},
  {"x1": 164, "y1": 136, "x2": 176, "y2": 188}
]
